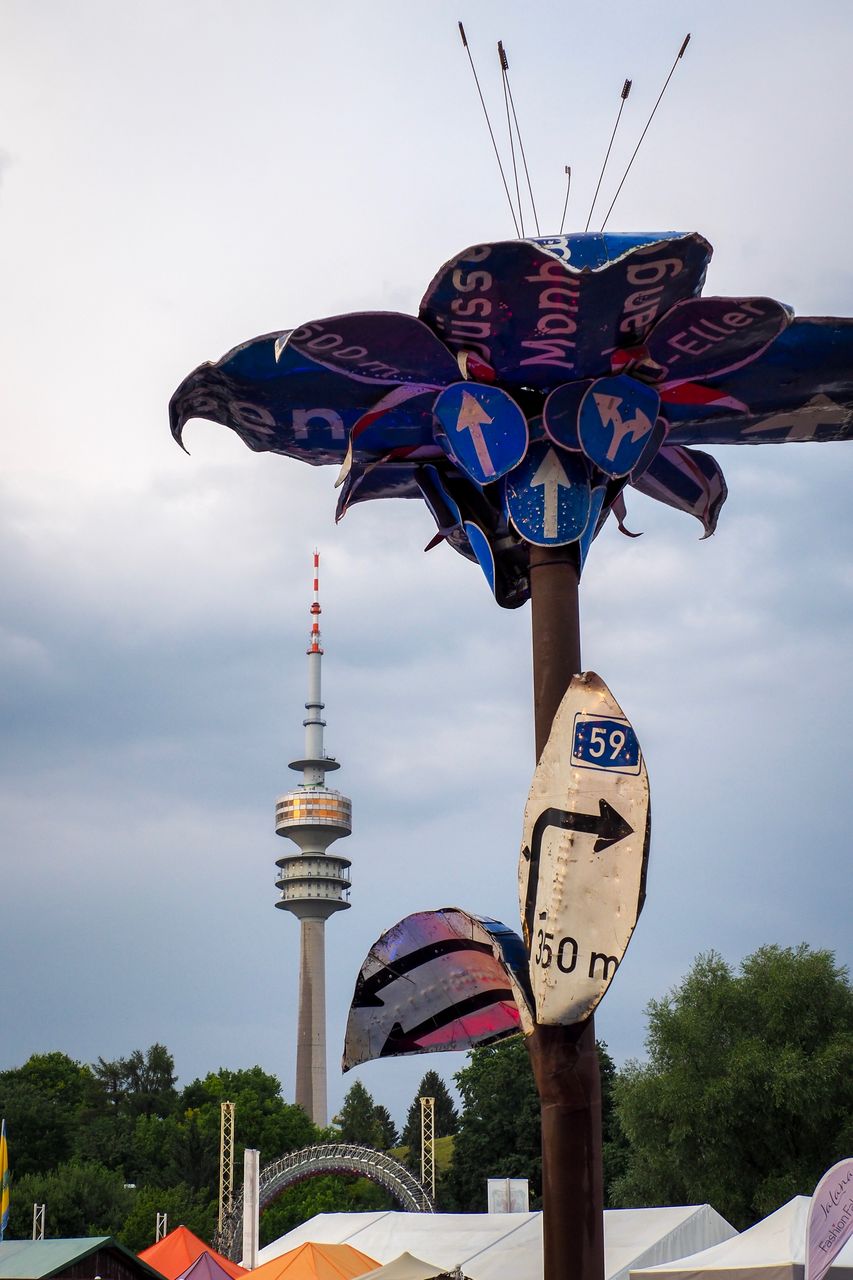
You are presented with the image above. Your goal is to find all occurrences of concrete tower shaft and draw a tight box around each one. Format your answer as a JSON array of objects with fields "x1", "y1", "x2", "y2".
[{"x1": 275, "y1": 552, "x2": 351, "y2": 1127}]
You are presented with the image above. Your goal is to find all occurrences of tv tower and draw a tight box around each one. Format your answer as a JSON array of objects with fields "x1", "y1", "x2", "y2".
[{"x1": 275, "y1": 552, "x2": 352, "y2": 1127}]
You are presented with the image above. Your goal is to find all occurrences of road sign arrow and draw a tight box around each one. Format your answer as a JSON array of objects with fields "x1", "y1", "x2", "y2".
[
  {"x1": 593, "y1": 392, "x2": 653, "y2": 461},
  {"x1": 522, "y1": 801, "x2": 634, "y2": 944},
  {"x1": 518, "y1": 673, "x2": 650, "y2": 1027},
  {"x1": 740, "y1": 393, "x2": 849, "y2": 441},
  {"x1": 530, "y1": 447, "x2": 573, "y2": 538},
  {"x1": 351, "y1": 937, "x2": 494, "y2": 1007},
  {"x1": 456, "y1": 390, "x2": 496, "y2": 477},
  {"x1": 379, "y1": 989, "x2": 515, "y2": 1057}
]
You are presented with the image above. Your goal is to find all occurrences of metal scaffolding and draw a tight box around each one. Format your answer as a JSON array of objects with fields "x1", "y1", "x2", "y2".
[
  {"x1": 218, "y1": 1100, "x2": 235, "y2": 1235},
  {"x1": 420, "y1": 1096, "x2": 436, "y2": 1201}
]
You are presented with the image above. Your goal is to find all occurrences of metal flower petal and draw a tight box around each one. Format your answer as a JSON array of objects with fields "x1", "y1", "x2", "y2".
[
  {"x1": 170, "y1": 232, "x2": 853, "y2": 608},
  {"x1": 419, "y1": 233, "x2": 712, "y2": 391},
  {"x1": 342, "y1": 907, "x2": 534, "y2": 1071}
]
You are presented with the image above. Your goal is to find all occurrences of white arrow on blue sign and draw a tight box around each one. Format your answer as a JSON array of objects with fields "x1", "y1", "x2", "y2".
[
  {"x1": 503, "y1": 442, "x2": 591, "y2": 546},
  {"x1": 433, "y1": 382, "x2": 529, "y2": 486},
  {"x1": 577, "y1": 375, "x2": 661, "y2": 478}
]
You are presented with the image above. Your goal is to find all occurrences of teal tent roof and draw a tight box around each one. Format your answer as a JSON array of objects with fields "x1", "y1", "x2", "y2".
[{"x1": 0, "y1": 1237, "x2": 166, "y2": 1279}]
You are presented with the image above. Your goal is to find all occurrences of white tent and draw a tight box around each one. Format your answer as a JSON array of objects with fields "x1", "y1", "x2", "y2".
[
  {"x1": 630, "y1": 1196, "x2": 853, "y2": 1280},
  {"x1": 358, "y1": 1254, "x2": 450, "y2": 1280},
  {"x1": 256, "y1": 1205, "x2": 736, "y2": 1280}
]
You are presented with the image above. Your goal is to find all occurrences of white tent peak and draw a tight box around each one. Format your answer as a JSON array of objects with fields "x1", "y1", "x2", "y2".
[{"x1": 630, "y1": 1195, "x2": 853, "y2": 1280}]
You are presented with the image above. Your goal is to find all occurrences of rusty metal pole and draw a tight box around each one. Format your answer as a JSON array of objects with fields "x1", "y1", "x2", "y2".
[{"x1": 527, "y1": 543, "x2": 605, "y2": 1280}]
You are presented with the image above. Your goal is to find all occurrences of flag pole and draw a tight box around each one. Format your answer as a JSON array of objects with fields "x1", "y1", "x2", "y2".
[
  {"x1": 0, "y1": 1118, "x2": 10, "y2": 1242},
  {"x1": 527, "y1": 544, "x2": 605, "y2": 1280}
]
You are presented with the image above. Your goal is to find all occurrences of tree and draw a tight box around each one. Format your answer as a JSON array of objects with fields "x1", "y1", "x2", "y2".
[
  {"x1": 400, "y1": 1069, "x2": 459, "y2": 1173},
  {"x1": 0, "y1": 1053, "x2": 95, "y2": 1177},
  {"x1": 118, "y1": 1183, "x2": 216, "y2": 1253},
  {"x1": 612, "y1": 945, "x2": 853, "y2": 1228},
  {"x1": 335, "y1": 1081, "x2": 382, "y2": 1146},
  {"x1": 92, "y1": 1044, "x2": 177, "y2": 1119},
  {"x1": 259, "y1": 1175, "x2": 391, "y2": 1246},
  {"x1": 401, "y1": 1070, "x2": 459, "y2": 1145},
  {"x1": 174, "y1": 1067, "x2": 318, "y2": 1204},
  {"x1": 599, "y1": 1041, "x2": 630, "y2": 1208},
  {"x1": 441, "y1": 1039, "x2": 541, "y2": 1211},
  {"x1": 6, "y1": 1161, "x2": 133, "y2": 1239},
  {"x1": 441, "y1": 1037, "x2": 624, "y2": 1212},
  {"x1": 372, "y1": 1105, "x2": 398, "y2": 1151}
]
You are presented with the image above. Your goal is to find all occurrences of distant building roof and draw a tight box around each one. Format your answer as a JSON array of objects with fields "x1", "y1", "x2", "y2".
[{"x1": 0, "y1": 1236, "x2": 167, "y2": 1280}]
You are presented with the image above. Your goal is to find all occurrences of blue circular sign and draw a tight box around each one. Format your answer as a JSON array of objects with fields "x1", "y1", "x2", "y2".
[
  {"x1": 577, "y1": 376, "x2": 660, "y2": 477},
  {"x1": 503, "y1": 443, "x2": 591, "y2": 546},
  {"x1": 433, "y1": 382, "x2": 528, "y2": 486}
]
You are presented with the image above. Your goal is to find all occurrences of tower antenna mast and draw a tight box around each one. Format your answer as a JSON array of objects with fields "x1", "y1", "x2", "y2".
[{"x1": 275, "y1": 552, "x2": 352, "y2": 1126}]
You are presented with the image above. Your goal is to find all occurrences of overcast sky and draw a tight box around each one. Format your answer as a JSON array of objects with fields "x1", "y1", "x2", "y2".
[{"x1": 2, "y1": 0, "x2": 852, "y2": 1135}]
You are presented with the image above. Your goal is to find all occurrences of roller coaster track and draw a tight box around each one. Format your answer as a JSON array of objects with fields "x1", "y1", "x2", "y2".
[{"x1": 216, "y1": 1142, "x2": 434, "y2": 1260}]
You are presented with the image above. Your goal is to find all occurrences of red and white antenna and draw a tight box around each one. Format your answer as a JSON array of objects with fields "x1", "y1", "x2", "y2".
[{"x1": 309, "y1": 549, "x2": 323, "y2": 655}]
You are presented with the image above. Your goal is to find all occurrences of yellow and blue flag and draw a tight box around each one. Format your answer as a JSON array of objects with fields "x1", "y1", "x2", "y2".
[{"x1": 0, "y1": 1118, "x2": 10, "y2": 1240}]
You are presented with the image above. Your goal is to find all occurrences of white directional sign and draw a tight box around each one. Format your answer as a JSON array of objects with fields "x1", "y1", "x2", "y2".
[{"x1": 518, "y1": 672, "x2": 650, "y2": 1026}]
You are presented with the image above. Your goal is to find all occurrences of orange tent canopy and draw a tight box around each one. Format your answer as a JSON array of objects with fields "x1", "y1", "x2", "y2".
[
  {"x1": 250, "y1": 1242, "x2": 379, "y2": 1280},
  {"x1": 139, "y1": 1225, "x2": 247, "y2": 1280}
]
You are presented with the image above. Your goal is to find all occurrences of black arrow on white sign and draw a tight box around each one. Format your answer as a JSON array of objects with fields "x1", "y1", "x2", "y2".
[{"x1": 522, "y1": 802, "x2": 633, "y2": 945}]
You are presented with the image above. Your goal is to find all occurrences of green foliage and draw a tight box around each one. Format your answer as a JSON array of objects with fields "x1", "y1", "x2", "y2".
[
  {"x1": 440, "y1": 1038, "x2": 541, "y2": 1211},
  {"x1": 118, "y1": 1183, "x2": 216, "y2": 1253},
  {"x1": 372, "y1": 1105, "x2": 399, "y2": 1150},
  {"x1": 93, "y1": 1044, "x2": 178, "y2": 1119},
  {"x1": 335, "y1": 1080, "x2": 383, "y2": 1146},
  {"x1": 432, "y1": 1134, "x2": 454, "y2": 1173},
  {"x1": 400, "y1": 1069, "x2": 459, "y2": 1175},
  {"x1": 599, "y1": 1041, "x2": 631, "y2": 1207},
  {"x1": 441, "y1": 1036, "x2": 623, "y2": 1212},
  {"x1": 0, "y1": 1053, "x2": 95, "y2": 1177},
  {"x1": 612, "y1": 945, "x2": 853, "y2": 1228},
  {"x1": 332, "y1": 1081, "x2": 400, "y2": 1151},
  {"x1": 173, "y1": 1066, "x2": 319, "y2": 1203},
  {"x1": 259, "y1": 1175, "x2": 392, "y2": 1246},
  {"x1": 7, "y1": 1161, "x2": 133, "y2": 1239}
]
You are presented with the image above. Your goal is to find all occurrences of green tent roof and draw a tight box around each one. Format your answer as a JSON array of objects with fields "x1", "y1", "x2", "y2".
[{"x1": 0, "y1": 1237, "x2": 166, "y2": 1279}]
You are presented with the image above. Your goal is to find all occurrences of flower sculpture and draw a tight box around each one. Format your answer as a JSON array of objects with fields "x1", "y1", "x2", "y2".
[{"x1": 170, "y1": 231, "x2": 853, "y2": 607}]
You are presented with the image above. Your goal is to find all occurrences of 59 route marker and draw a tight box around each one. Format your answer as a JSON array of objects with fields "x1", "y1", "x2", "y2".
[{"x1": 518, "y1": 671, "x2": 650, "y2": 1025}]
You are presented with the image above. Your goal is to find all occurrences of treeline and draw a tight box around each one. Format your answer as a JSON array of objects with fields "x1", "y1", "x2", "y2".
[{"x1": 2, "y1": 945, "x2": 850, "y2": 1249}]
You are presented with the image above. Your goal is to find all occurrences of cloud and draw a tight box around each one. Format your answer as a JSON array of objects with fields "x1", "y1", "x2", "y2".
[{"x1": 2, "y1": 0, "x2": 852, "y2": 1126}]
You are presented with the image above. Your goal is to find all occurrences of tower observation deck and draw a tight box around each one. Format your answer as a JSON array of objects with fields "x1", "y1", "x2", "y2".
[{"x1": 275, "y1": 552, "x2": 351, "y2": 1126}]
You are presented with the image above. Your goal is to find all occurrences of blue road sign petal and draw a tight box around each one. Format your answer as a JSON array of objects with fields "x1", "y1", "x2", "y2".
[
  {"x1": 577, "y1": 485, "x2": 608, "y2": 572},
  {"x1": 420, "y1": 234, "x2": 712, "y2": 391},
  {"x1": 433, "y1": 383, "x2": 529, "y2": 485},
  {"x1": 578, "y1": 376, "x2": 661, "y2": 478},
  {"x1": 648, "y1": 295, "x2": 792, "y2": 385},
  {"x1": 504, "y1": 442, "x2": 592, "y2": 546},
  {"x1": 543, "y1": 381, "x2": 591, "y2": 451},
  {"x1": 463, "y1": 521, "x2": 497, "y2": 596}
]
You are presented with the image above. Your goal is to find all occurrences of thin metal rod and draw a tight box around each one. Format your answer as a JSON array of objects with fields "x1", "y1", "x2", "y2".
[
  {"x1": 601, "y1": 34, "x2": 691, "y2": 231},
  {"x1": 458, "y1": 22, "x2": 520, "y2": 237},
  {"x1": 585, "y1": 78, "x2": 632, "y2": 233},
  {"x1": 502, "y1": 43, "x2": 541, "y2": 236},
  {"x1": 498, "y1": 41, "x2": 524, "y2": 236},
  {"x1": 559, "y1": 165, "x2": 572, "y2": 236}
]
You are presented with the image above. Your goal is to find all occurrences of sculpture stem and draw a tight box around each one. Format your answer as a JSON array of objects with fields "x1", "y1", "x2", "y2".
[{"x1": 527, "y1": 544, "x2": 605, "y2": 1280}]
